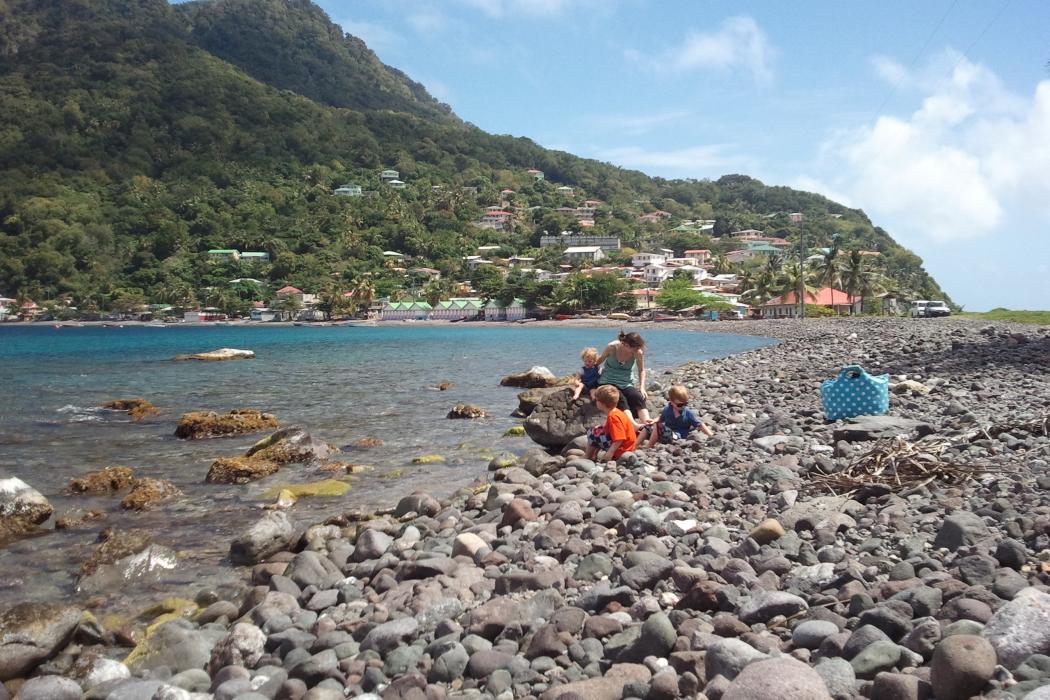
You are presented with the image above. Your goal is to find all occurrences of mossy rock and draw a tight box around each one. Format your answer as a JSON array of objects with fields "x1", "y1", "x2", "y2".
[
  {"x1": 67, "y1": 466, "x2": 135, "y2": 494},
  {"x1": 412, "y1": 455, "x2": 445, "y2": 464},
  {"x1": 175, "y1": 409, "x2": 278, "y2": 440},
  {"x1": 378, "y1": 469, "x2": 405, "y2": 480},
  {"x1": 503, "y1": 425, "x2": 526, "y2": 437},
  {"x1": 345, "y1": 464, "x2": 375, "y2": 474},
  {"x1": 102, "y1": 398, "x2": 159, "y2": 421},
  {"x1": 351, "y1": 437, "x2": 384, "y2": 448},
  {"x1": 139, "y1": 598, "x2": 197, "y2": 631},
  {"x1": 205, "y1": 456, "x2": 279, "y2": 484},
  {"x1": 261, "y1": 479, "x2": 350, "y2": 499}
]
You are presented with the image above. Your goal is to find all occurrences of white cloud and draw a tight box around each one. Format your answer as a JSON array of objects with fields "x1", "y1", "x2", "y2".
[
  {"x1": 808, "y1": 51, "x2": 1050, "y2": 243},
  {"x1": 586, "y1": 110, "x2": 692, "y2": 136},
  {"x1": 597, "y1": 144, "x2": 739, "y2": 171},
  {"x1": 789, "y1": 176, "x2": 854, "y2": 208},
  {"x1": 408, "y1": 7, "x2": 448, "y2": 34},
  {"x1": 627, "y1": 16, "x2": 775, "y2": 84}
]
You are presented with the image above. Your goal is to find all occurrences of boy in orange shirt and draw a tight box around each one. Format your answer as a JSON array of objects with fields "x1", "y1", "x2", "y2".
[{"x1": 585, "y1": 385, "x2": 638, "y2": 462}]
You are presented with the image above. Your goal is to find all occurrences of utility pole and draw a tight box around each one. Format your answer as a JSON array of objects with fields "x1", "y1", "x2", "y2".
[{"x1": 797, "y1": 213, "x2": 806, "y2": 320}]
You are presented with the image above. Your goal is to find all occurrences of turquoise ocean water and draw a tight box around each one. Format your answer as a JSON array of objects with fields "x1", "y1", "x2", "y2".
[{"x1": 0, "y1": 324, "x2": 773, "y2": 610}]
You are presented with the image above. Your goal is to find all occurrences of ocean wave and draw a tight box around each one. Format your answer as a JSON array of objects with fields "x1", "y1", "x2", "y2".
[{"x1": 56, "y1": 404, "x2": 109, "y2": 422}]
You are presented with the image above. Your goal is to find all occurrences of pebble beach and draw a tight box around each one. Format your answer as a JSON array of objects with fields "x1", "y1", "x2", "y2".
[{"x1": 3, "y1": 317, "x2": 1050, "y2": 700}]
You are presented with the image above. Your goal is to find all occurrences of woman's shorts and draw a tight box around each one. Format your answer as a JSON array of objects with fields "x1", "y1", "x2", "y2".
[{"x1": 615, "y1": 386, "x2": 647, "y2": 416}]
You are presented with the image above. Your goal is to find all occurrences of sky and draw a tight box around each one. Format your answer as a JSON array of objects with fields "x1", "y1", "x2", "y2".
[{"x1": 196, "y1": 0, "x2": 1050, "y2": 310}]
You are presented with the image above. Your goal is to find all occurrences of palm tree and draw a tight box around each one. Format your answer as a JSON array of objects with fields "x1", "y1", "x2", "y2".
[
  {"x1": 842, "y1": 249, "x2": 867, "y2": 315},
  {"x1": 711, "y1": 254, "x2": 732, "y2": 275},
  {"x1": 817, "y1": 238, "x2": 843, "y2": 314},
  {"x1": 352, "y1": 276, "x2": 376, "y2": 317},
  {"x1": 776, "y1": 261, "x2": 818, "y2": 316}
]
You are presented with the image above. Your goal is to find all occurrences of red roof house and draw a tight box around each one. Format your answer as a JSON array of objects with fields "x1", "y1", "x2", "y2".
[{"x1": 762, "y1": 287, "x2": 857, "y2": 318}]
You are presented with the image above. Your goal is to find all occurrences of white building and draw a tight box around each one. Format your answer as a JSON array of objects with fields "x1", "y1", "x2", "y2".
[
  {"x1": 632, "y1": 252, "x2": 667, "y2": 268},
  {"x1": 643, "y1": 264, "x2": 673, "y2": 286},
  {"x1": 333, "y1": 184, "x2": 362, "y2": 196},
  {"x1": 675, "y1": 265, "x2": 709, "y2": 284},
  {"x1": 564, "y1": 246, "x2": 605, "y2": 263},
  {"x1": 379, "y1": 169, "x2": 400, "y2": 180}
]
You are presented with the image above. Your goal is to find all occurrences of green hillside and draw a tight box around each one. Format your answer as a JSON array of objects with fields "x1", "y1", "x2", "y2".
[{"x1": 0, "y1": 0, "x2": 949, "y2": 314}]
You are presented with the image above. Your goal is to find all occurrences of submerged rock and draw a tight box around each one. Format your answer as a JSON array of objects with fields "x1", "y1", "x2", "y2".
[
  {"x1": 205, "y1": 456, "x2": 279, "y2": 484},
  {"x1": 175, "y1": 408, "x2": 278, "y2": 439},
  {"x1": 0, "y1": 602, "x2": 82, "y2": 681},
  {"x1": 120, "y1": 477, "x2": 181, "y2": 511},
  {"x1": 101, "y1": 398, "x2": 160, "y2": 421},
  {"x1": 245, "y1": 427, "x2": 338, "y2": 464},
  {"x1": 76, "y1": 529, "x2": 177, "y2": 593},
  {"x1": 351, "y1": 437, "x2": 384, "y2": 448},
  {"x1": 67, "y1": 466, "x2": 135, "y2": 494},
  {"x1": 261, "y1": 479, "x2": 350, "y2": 499},
  {"x1": 173, "y1": 347, "x2": 255, "y2": 361},
  {"x1": 447, "y1": 404, "x2": 487, "y2": 419}
]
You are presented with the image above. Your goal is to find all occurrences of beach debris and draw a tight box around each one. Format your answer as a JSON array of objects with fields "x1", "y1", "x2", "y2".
[
  {"x1": 173, "y1": 348, "x2": 255, "y2": 361},
  {"x1": 261, "y1": 489, "x2": 297, "y2": 510},
  {"x1": 101, "y1": 398, "x2": 160, "y2": 421},
  {"x1": 174, "y1": 409, "x2": 278, "y2": 440},
  {"x1": 500, "y1": 365, "x2": 559, "y2": 388},
  {"x1": 890, "y1": 380, "x2": 931, "y2": 395},
  {"x1": 434, "y1": 381, "x2": 453, "y2": 390},
  {"x1": 67, "y1": 466, "x2": 135, "y2": 494},
  {"x1": 447, "y1": 404, "x2": 487, "y2": 419},
  {"x1": 809, "y1": 437, "x2": 997, "y2": 497},
  {"x1": 120, "y1": 478, "x2": 182, "y2": 511},
  {"x1": 205, "y1": 457, "x2": 279, "y2": 485},
  {"x1": 982, "y1": 413, "x2": 1050, "y2": 439},
  {"x1": 246, "y1": 427, "x2": 338, "y2": 464}
]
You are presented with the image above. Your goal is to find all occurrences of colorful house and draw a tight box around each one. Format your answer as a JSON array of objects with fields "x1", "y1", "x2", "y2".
[
  {"x1": 333, "y1": 184, "x2": 362, "y2": 196},
  {"x1": 761, "y1": 287, "x2": 858, "y2": 318},
  {"x1": 208, "y1": 249, "x2": 240, "y2": 261},
  {"x1": 484, "y1": 298, "x2": 527, "y2": 321},
  {"x1": 526, "y1": 169, "x2": 544, "y2": 180},
  {"x1": 240, "y1": 251, "x2": 270, "y2": 263},
  {"x1": 431, "y1": 298, "x2": 484, "y2": 320},
  {"x1": 380, "y1": 301, "x2": 433, "y2": 321},
  {"x1": 379, "y1": 170, "x2": 400, "y2": 180}
]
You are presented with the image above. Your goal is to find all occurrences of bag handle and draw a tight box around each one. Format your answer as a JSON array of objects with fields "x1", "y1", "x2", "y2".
[{"x1": 838, "y1": 365, "x2": 867, "y2": 380}]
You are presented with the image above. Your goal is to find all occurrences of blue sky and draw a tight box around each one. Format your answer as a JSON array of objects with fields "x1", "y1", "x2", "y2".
[{"x1": 192, "y1": 1, "x2": 1050, "y2": 310}]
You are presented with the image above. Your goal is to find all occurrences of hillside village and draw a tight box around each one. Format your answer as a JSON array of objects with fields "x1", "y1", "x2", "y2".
[{"x1": 1, "y1": 165, "x2": 915, "y2": 324}]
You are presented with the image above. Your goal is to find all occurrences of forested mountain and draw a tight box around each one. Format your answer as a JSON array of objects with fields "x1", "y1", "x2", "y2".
[{"x1": 0, "y1": 0, "x2": 949, "y2": 312}]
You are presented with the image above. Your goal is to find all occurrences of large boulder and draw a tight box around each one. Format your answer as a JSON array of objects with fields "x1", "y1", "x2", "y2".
[
  {"x1": 524, "y1": 388, "x2": 604, "y2": 448},
  {"x1": 500, "y1": 365, "x2": 559, "y2": 388},
  {"x1": 174, "y1": 348, "x2": 254, "y2": 361},
  {"x1": 515, "y1": 387, "x2": 563, "y2": 417},
  {"x1": 0, "y1": 477, "x2": 52, "y2": 546},
  {"x1": 229, "y1": 511, "x2": 299, "y2": 565},
  {"x1": 245, "y1": 427, "x2": 338, "y2": 464},
  {"x1": 0, "y1": 602, "x2": 82, "y2": 681},
  {"x1": 832, "y1": 416, "x2": 935, "y2": 442},
  {"x1": 174, "y1": 409, "x2": 278, "y2": 439},
  {"x1": 539, "y1": 663, "x2": 651, "y2": 700},
  {"x1": 723, "y1": 656, "x2": 833, "y2": 700},
  {"x1": 76, "y1": 529, "x2": 178, "y2": 593},
  {"x1": 982, "y1": 588, "x2": 1050, "y2": 668},
  {"x1": 124, "y1": 618, "x2": 226, "y2": 673}
]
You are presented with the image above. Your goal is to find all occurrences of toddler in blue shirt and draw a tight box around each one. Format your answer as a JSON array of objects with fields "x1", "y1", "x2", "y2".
[
  {"x1": 641, "y1": 384, "x2": 714, "y2": 447},
  {"x1": 572, "y1": 347, "x2": 602, "y2": 401}
]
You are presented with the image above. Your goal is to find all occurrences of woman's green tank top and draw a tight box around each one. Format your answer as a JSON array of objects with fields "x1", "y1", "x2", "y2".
[{"x1": 600, "y1": 344, "x2": 635, "y2": 387}]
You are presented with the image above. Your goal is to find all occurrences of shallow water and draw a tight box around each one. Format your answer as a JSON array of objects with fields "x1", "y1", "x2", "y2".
[{"x1": 0, "y1": 324, "x2": 772, "y2": 612}]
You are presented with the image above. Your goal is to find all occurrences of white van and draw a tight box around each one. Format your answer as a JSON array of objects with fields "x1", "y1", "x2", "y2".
[{"x1": 910, "y1": 300, "x2": 950, "y2": 317}]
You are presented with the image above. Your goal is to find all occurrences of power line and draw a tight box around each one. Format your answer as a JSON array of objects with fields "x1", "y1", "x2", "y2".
[
  {"x1": 871, "y1": 0, "x2": 959, "y2": 122},
  {"x1": 942, "y1": 0, "x2": 1012, "y2": 81}
]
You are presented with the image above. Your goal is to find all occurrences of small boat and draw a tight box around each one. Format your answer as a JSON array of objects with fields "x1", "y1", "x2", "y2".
[{"x1": 342, "y1": 319, "x2": 377, "y2": 327}]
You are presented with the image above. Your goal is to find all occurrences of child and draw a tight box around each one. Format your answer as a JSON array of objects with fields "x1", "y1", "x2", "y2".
[
  {"x1": 641, "y1": 385, "x2": 714, "y2": 448},
  {"x1": 572, "y1": 347, "x2": 602, "y2": 401},
  {"x1": 585, "y1": 385, "x2": 638, "y2": 462}
]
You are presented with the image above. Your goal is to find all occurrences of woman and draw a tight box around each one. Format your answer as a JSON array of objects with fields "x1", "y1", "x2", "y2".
[{"x1": 596, "y1": 330, "x2": 650, "y2": 424}]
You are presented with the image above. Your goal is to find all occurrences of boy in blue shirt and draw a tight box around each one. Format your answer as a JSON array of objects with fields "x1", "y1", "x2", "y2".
[
  {"x1": 641, "y1": 385, "x2": 714, "y2": 447},
  {"x1": 571, "y1": 347, "x2": 602, "y2": 401}
]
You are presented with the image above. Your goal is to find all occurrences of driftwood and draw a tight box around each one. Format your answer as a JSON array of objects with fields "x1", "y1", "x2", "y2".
[{"x1": 810, "y1": 436, "x2": 1000, "y2": 497}]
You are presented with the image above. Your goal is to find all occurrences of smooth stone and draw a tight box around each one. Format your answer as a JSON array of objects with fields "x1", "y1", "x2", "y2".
[
  {"x1": 982, "y1": 587, "x2": 1050, "y2": 668},
  {"x1": 17, "y1": 676, "x2": 83, "y2": 700},
  {"x1": 723, "y1": 656, "x2": 833, "y2": 699},
  {"x1": 793, "y1": 620, "x2": 840, "y2": 650},
  {"x1": 930, "y1": 634, "x2": 997, "y2": 700}
]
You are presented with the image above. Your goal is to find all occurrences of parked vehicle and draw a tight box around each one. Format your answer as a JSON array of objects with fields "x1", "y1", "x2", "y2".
[{"x1": 910, "y1": 300, "x2": 951, "y2": 317}]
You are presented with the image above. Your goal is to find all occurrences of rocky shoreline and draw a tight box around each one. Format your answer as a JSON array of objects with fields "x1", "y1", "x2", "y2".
[{"x1": 3, "y1": 317, "x2": 1050, "y2": 700}]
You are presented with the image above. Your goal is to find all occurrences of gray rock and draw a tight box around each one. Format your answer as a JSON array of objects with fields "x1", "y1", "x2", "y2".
[
  {"x1": 101, "y1": 680, "x2": 166, "y2": 700},
  {"x1": 833, "y1": 416, "x2": 934, "y2": 442},
  {"x1": 76, "y1": 543, "x2": 179, "y2": 594},
  {"x1": 576, "y1": 554, "x2": 614, "y2": 581},
  {"x1": 538, "y1": 663, "x2": 651, "y2": 700},
  {"x1": 126, "y1": 619, "x2": 226, "y2": 673},
  {"x1": 0, "y1": 601, "x2": 81, "y2": 681},
  {"x1": 792, "y1": 620, "x2": 840, "y2": 650},
  {"x1": 723, "y1": 656, "x2": 833, "y2": 699},
  {"x1": 851, "y1": 640, "x2": 903, "y2": 680},
  {"x1": 705, "y1": 637, "x2": 768, "y2": 681},
  {"x1": 619, "y1": 557, "x2": 674, "y2": 591},
  {"x1": 619, "y1": 612, "x2": 676, "y2": 662},
  {"x1": 284, "y1": 551, "x2": 342, "y2": 589},
  {"x1": 430, "y1": 644, "x2": 469, "y2": 683},
  {"x1": 739, "y1": 590, "x2": 808, "y2": 624},
  {"x1": 814, "y1": 657, "x2": 856, "y2": 700},
  {"x1": 289, "y1": 649, "x2": 339, "y2": 685},
  {"x1": 982, "y1": 587, "x2": 1050, "y2": 668},
  {"x1": 17, "y1": 676, "x2": 82, "y2": 700},
  {"x1": 933, "y1": 512, "x2": 991, "y2": 551},
  {"x1": 394, "y1": 492, "x2": 440, "y2": 518},
  {"x1": 351, "y1": 529, "x2": 393, "y2": 562},
  {"x1": 229, "y1": 511, "x2": 298, "y2": 566},
  {"x1": 208, "y1": 622, "x2": 266, "y2": 673},
  {"x1": 362, "y1": 617, "x2": 419, "y2": 653}
]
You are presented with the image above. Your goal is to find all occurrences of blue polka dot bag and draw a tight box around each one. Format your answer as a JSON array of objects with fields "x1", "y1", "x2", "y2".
[{"x1": 821, "y1": 365, "x2": 889, "y2": 421}]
